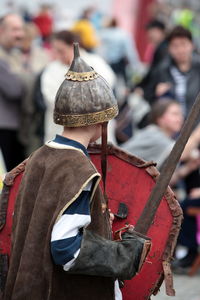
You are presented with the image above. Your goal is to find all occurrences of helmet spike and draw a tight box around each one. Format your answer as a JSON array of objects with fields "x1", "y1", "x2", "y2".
[
  {"x1": 73, "y1": 42, "x2": 80, "y2": 59},
  {"x1": 68, "y1": 42, "x2": 91, "y2": 73}
]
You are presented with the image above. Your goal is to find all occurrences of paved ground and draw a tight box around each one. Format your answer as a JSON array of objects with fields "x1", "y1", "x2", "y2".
[{"x1": 153, "y1": 273, "x2": 200, "y2": 300}]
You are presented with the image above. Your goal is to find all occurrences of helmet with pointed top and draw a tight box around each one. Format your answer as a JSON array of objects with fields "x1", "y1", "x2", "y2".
[{"x1": 53, "y1": 43, "x2": 118, "y2": 127}]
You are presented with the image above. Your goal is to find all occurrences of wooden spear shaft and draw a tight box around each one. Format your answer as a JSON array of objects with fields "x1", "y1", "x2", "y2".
[{"x1": 134, "y1": 92, "x2": 200, "y2": 235}]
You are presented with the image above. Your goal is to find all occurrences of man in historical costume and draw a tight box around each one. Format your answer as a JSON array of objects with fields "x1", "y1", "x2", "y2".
[{"x1": 2, "y1": 44, "x2": 151, "y2": 300}]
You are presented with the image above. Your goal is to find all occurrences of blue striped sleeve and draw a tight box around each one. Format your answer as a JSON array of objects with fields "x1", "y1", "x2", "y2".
[
  {"x1": 51, "y1": 232, "x2": 83, "y2": 265},
  {"x1": 51, "y1": 182, "x2": 92, "y2": 270}
]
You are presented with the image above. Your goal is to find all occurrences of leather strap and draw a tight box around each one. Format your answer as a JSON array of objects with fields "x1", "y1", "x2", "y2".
[
  {"x1": 162, "y1": 261, "x2": 175, "y2": 296},
  {"x1": 101, "y1": 122, "x2": 108, "y2": 204}
]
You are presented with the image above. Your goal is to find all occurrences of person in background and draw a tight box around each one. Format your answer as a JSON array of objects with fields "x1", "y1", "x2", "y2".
[
  {"x1": 88, "y1": 5, "x2": 104, "y2": 31},
  {"x1": 20, "y1": 22, "x2": 49, "y2": 71},
  {"x1": 41, "y1": 30, "x2": 116, "y2": 143},
  {"x1": 33, "y1": 4, "x2": 53, "y2": 46},
  {"x1": 172, "y1": 123, "x2": 200, "y2": 270},
  {"x1": 0, "y1": 13, "x2": 25, "y2": 171},
  {"x1": 145, "y1": 26, "x2": 200, "y2": 113},
  {"x1": 146, "y1": 26, "x2": 200, "y2": 196},
  {"x1": 143, "y1": 19, "x2": 168, "y2": 65},
  {"x1": 173, "y1": 189, "x2": 200, "y2": 271},
  {"x1": 98, "y1": 17, "x2": 141, "y2": 85},
  {"x1": 18, "y1": 22, "x2": 51, "y2": 155},
  {"x1": 72, "y1": 8, "x2": 99, "y2": 52},
  {"x1": 122, "y1": 99, "x2": 200, "y2": 171},
  {"x1": 137, "y1": 20, "x2": 168, "y2": 100},
  {"x1": 171, "y1": 128, "x2": 200, "y2": 272},
  {"x1": 122, "y1": 98, "x2": 200, "y2": 271},
  {"x1": 122, "y1": 99, "x2": 183, "y2": 169}
]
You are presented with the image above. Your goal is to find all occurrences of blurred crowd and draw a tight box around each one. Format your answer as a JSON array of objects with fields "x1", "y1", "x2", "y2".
[{"x1": 0, "y1": 1, "x2": 200, "y2": 275}]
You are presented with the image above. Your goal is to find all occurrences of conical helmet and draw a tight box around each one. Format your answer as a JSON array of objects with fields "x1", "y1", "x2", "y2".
[{"x1": 53, "y1": 43, "x2": 118, "y2": 127}]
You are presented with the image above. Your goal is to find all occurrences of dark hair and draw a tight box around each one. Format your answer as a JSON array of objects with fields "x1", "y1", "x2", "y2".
[
  {"x1": 146, "y1": 19, "x2": 166, "y2": 31},
  {"x1": 167, "y1": 26, "x2": 192, "y2": 43},
  {"x1": 52, "y1": 30, "x2": 80, "y2": 45},
  {"x1": 81, "y1": 8, "x2": 93, "y2": 19},
  {"x1": 108, "y1": 18, "x2": 118, "y2": 28},
  {"x1": 148, "y1": 99, "x2": 180, "y2": 124}
]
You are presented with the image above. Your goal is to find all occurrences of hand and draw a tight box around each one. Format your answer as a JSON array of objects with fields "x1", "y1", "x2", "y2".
[
  {"x1": 189, "y1": 188, "x2": 200, "y2": 199},
  {"x1": 127, "y1": 224, "x2": 135, "y2": 233},
  {"x1": 155, "y1": 82, "x2": 171, "y2": 97},
  {"x1": 108, "y1": 209, "x2": 115, "y2": 227},
  {"x1": 170, "y1": 157, "x2": 200, "y2": 186},
  {"x1": 184, "y1": 156, "x2": 200, "y2": 173},
  {"x1": 134, "y1": 87, "x2": 144, "y2": 97}
]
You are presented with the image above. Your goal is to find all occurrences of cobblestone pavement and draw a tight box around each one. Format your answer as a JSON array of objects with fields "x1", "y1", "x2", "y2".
[{"x1": 153, "y1": 273, "x2": 200, "y2": 300}]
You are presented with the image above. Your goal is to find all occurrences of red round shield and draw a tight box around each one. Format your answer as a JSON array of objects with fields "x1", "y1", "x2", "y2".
[{"x1": 89, "y1": 144, "x2": 182, "y2": 299}]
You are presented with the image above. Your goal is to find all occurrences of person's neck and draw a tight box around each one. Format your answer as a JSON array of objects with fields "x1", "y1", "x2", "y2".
[
  {"x1": 176, "y1": 60, "x2": 191, "y2": 73},
  {"x1": 161, "y1": 127, "x2": 174, "y2": 138},
  {"x1": 155, "y1": 37, "x2": 165, "y2": 47},
  {"x1": 61, "y1": 129, "x2": 91, "y2": 149}
]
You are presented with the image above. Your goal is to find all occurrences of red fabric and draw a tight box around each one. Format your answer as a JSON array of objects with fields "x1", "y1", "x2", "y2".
[
  {"x1": 134, "y1": 0, "x2": 155, "y2": 61},
  {"x1": 0, "y1": 173, "x2": 23, "y2": 256},
  {"x1": 33, "y1": 13, "x2": 53, "y2": 38},
  {"x1": 143, "y1": 43, "x2": 155, "y2": 64},
  {"x1": 197, "y1": 215, "x2": 200, "y2": 245}
]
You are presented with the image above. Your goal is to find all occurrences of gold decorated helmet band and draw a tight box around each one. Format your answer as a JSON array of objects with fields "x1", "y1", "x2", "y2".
[
  {"x1": 65, "y1": 70, "x2": 99, "y2": 81},
  {"x1": 54, "y1": 105, "x2": 118, "y2": 127}
]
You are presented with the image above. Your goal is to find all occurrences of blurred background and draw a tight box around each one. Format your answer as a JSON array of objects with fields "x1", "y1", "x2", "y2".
[{"x1": 0, "y1": 0, "x2": 200, "y2": 298}]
